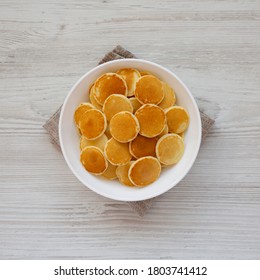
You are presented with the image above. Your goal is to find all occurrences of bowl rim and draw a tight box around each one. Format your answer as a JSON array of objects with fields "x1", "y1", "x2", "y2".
[{"x1": 59, "y1": 58, "x2": 202, "y2": 201}]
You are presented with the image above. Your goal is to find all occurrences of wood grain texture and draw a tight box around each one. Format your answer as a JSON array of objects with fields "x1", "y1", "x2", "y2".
[{"x1": 0, "y1": 0, "x2": 260, "y2": 259}]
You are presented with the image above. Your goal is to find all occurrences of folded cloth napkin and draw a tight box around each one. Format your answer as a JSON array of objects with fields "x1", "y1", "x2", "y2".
[{"x1": 43, "y1": 45, "x2": 215, "y2": 217}]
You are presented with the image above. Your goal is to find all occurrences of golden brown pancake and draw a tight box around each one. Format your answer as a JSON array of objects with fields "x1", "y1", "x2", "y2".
[
  {"x1": 156, "y1": 133, "x2": 184, "y2": 165},
  {"x1": 178, "y1": 131, "x2": 185, "y2": 139},
  {"x1": 128, "y1": 156, "x2": 161, "y2": 187},
  {"x1": 104, "y1": 138, "x2": 132, "y2": 165},
  {"x1": 76, "y1": 126, "x2": 82, "y2": 136},
  {"x1": 103, "y1": 94, "x2": 133, "y2": 121},
  {"x1": 93, "y1": 73, "x2": 127, "y2": 105},
  {"x1": 165, "y1": 106, "x2": 189, "y2": 134},
  {"x1": 105, "y1": 124, "x2": 112, "y2": 139},
  {"x1": 80, "y1": 146, "x2": 108, "y2": 175},
  {"x1": 129, "y1": 134, "x2": 158, "y2": 159},
  {"x1": 135, "y1": 75, "x2": 164, "y2": 104},
  {"x1": 102, "y1": 162, "x2": 117, "y2": 180},
  {"x1": 116, "y1": 68, "x2": 141, "y2": 97},
  {"x1": 135, "y1": 104, "x2": 166, "y2": 137},
  {"x1": 74, "y1": 102, "x2": 95, "y2": 127},
  {"x1": 116, "y1": 162, "x2": 135, "y2": 187},
  {"x1": 139, "y1": 70, "x2": 152, "y2": 76},
  {"x1": 158, "y1": 82, "x2": 176, "y2": 109},
  {"x1": 158, "y1": 125, "x2": 168, "y2": 138},
  {"x1": 110, "y1": 111, "x2": 140, "y2": 143},
  {"x1": 80, "y1": 134, "x2": 108, "y2": 151},
  {"x1": 129, "y1": 97, "x2": 142, "y2": 113},
  {"x1": 78, "y1": 109, "x2": 107, "y2": 140},
  {"x1": 89, "y1": 85, "x2": 103, "y2": 110}
]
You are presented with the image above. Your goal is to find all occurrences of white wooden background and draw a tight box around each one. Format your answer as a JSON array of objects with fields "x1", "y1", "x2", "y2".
[{"x1": 0, "y1": 0, "x2": 260, "y2": 260}]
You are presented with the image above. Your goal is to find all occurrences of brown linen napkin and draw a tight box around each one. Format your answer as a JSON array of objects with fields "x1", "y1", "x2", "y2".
[{"x1": 43, "y1": 45, "x2": 215, "y2": 217}]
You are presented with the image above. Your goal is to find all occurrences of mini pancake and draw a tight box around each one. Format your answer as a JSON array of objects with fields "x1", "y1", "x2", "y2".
[
  {"x1": 110, "y1": 112, "x2": 140, "y2": 143},
  {"x1": 102, "y1": 162, "x2": 117, "y2": 180},
  {"x1": 76, "y1": 127, "x2": 82, "y2": 136},
  {"x1": 129, "y1": 134, "x2": 158, "y2": 159},
  {"x1": 128, "y1": 156, "x2": 161, "y2": 187},
  {"x1": 178, "y1": 132, "x2": 185, "y2": 139},
  {"x1": 135, "y1": 104, "x2": 166, "y2": 138},
  {"x1": 80, "y1": 146, "x2": 108, "y2": 175},
  {"x1": 158, "y1": 125, "x2": 168, "y2": 138},
  {"x1": 105, "y1": 124, "x2": 112, "y2": 139},
  {"x1": 156, "y1": 133, "x2": 185, "y2": 165},
  {"x1": 135, "y1": 75, "x2": 164, "y2": 104},
  {"x1": 129, "y1": 97, "x2": 142, "y2": 113},
  {"x1": 78, "y1": 109, "x2": 107, "y2": 140},
  {"x1": 116, "y1": 68, "x2": 141, "y2": 97},
  {"x1": 74, "y1": 102, "x2": 95, "y2": 127},
  {"x1": 139, "y1": 70, "x2": 152, "y2": 76},
  {"x1": 93, "y1": 73, "x2": 127, "y2": 105},
  {"x1": 80, "y1": 134, "x2": 108, "y2": 151},
  {"x1": 89, "y1": 85, "x2": 103, "y2": 110},
  {"x1": 104, "y1": 138, "x2": 132, "y2": 165},
  {"x1": 165, "y1": 106, "x2": 189, "y2": 134},
  {"x1": 158, "y1": 82, "x2": 176, "y2": 109},
  {"x1": 116, "y1": 162, "x2": 135, "y2": 187},
  {"x1": 103, "y1": 94, "x2": 133, "y2": 121}
]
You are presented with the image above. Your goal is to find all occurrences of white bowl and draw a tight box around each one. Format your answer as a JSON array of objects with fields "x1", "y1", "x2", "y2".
[{"x1": 59, "y1": 59, "x2": 201, "y2": 201}]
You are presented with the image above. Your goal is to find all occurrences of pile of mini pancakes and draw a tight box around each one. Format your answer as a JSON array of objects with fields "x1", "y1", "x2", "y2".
[{"x1": 74, "y1": 68, "x2": 189, "y2": 187}]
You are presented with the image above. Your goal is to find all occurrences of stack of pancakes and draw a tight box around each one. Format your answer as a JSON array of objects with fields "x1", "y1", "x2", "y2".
[{"x1": 74, "y1": 69, "x2": 189, "y2": 187}]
